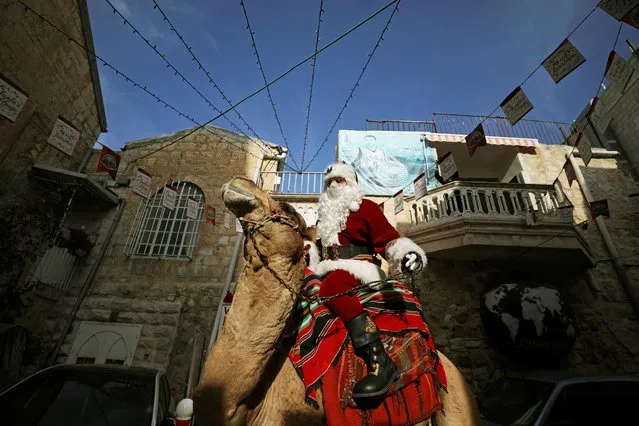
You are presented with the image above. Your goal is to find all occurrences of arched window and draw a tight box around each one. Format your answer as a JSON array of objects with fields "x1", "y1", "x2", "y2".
[{"x1": 124, "y1": 181, "x2": 204, "y2": 259}]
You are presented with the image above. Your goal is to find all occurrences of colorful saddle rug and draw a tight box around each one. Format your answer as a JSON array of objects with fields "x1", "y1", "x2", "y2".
[{"x1": 287, "y1": 269, "x2": 447, "y2": 412}]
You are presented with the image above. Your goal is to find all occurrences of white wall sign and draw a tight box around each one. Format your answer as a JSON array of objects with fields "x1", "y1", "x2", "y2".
[
  {"x1": 0, "y1": 75, "x2": 28, "y2": 122},
  {"x1": 47, "y1": 117, "x2": 81, "y2": 156},
  {"x1": 413, "y1": 173, "x2": 427, "y2": 201},
  {"x1": 605, "y1": 51, "x2": 634, "y2": 92},
  {"x1": 162, "y1": 185, "x2": 177, "y2": 211},
  {"x1": 438, "y1": 153, "x2": 458, "y2": 182},
  {"x1": 599, "y1": 0, "x2": 639, "y2": 20},
  {"x1": 132, "y1": 168, "x2": 152, "y2": 198},
  {"x1": 543, "y1": 39, "x2": 586, "y2": 84},
  {"x1": 500, "y1": 86, "x2": 533, "y2": 125},
  {"x1": 394, "y1": 190, "x2": 404, "y2": 214},
  {"x1": 186, "y1": 197, "x2": 199, "y2": 219}
]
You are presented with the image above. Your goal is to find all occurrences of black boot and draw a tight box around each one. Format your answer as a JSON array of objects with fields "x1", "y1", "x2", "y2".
[{"x1": 346, "y1": 313, "x2": 401, "y2": 399}]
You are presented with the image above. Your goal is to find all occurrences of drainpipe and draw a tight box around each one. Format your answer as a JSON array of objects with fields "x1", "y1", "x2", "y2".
[
  {"x1": 47, "y1": 198, "x2": 126, "y2": 366},
  {"x1": 567, "y1": 152, "x2": 639, "y2": 320}
]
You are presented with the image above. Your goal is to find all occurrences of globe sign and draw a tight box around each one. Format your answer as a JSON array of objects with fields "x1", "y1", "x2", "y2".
[{"x1": 480, "y1": 283, "x2": 576, "y2": 364}]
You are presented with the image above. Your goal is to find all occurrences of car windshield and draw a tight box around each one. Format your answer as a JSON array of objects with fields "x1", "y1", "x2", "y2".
[
  {"x1": 0, "y1": 367, "x2": 155, "y2": 426},
  {"x1": 478, "y1": 376, "x2": 554, "y2": 426}
]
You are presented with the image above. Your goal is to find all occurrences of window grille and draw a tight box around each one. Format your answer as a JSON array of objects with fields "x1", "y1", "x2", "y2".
[{"x1": 124, "y1": 181, "x2": 205, "y2": 259}]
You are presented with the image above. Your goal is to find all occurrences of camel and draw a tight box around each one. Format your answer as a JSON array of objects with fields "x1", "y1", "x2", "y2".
[{"x1": 194, "y1": 176, "x2": 480, "y2": 426}]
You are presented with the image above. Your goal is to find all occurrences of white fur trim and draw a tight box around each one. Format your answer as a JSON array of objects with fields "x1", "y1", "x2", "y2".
[
  {"x1": 304, "y1": 240, "x2": 321, "y2": 268},
  {"x1": 386, "y1": 237, "x2": 427, "y2": 271},
  {"x1": 349, "y1": 200, "x2": 361, "y2": 212},
  {"x1": 313, "y1": 259, "x2": 386, "y2": 284},
  {"x1": 324, "y1": 162, "x2": 358, "y2": 188}
]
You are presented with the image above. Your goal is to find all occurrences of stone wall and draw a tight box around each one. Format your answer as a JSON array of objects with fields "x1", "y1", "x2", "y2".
[{"x1": 0, "y1": 0, "x2": 105, "y2": 290}]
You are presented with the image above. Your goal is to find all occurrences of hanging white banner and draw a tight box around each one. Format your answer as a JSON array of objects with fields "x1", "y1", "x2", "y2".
[
  {"x1": 48, "y1": 117, "x2": 80, "y2": 156},
  {"x1": 500, "y1": 86, "x2": 533, "y2": 125},
  {"x1": 542, "y1": 39, "x2": 586, "y2": 84},
  {"x1": 413, "y1": 173, "x2": 427, "y2": 201},
  {"x1": 162, "y1": 185, "x2": 178, "y2": 211},
  {"x1": 0, "y1": 75, "x2": 28, "y2": 122},
  {"x1": 394, "y1": 190, "x2": 404, "y2": 214},
  {"x1": 186, "y1": 197, "x2": 199, "y2": 219},
  {"x1": 132, "y1": 168, "x2": 152, "y2": 198},
  {"x1": 605, "y1": 51, "x2": 634, "y2": 92},
  {"x1": 438, "y1": 152, "x2": 458, "y2": 182}
]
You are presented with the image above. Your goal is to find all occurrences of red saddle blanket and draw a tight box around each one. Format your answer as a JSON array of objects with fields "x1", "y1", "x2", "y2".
[{"x1": 287, "y1": 269, "x2": 447, "y2": 421}]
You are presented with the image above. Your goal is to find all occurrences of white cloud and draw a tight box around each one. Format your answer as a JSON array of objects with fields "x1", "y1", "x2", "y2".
[{"x1": 111, "y1": 0, "x2": 132, "y2": 19}]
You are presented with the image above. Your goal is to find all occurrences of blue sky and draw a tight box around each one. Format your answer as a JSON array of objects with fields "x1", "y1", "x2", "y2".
[{"x1": 87, "y1": 0, "x2": 639, "y2": 171}]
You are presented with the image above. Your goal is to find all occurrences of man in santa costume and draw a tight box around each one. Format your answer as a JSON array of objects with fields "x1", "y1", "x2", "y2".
[{"x1": 307, "y1": 161, "x2": 427, "y2": 400}]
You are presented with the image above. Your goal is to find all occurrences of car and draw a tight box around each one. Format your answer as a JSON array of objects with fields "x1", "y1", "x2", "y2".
[
  {"x1": 0, "y1": 363, "x2": 176, "y2": 426},
  {"x1": 477, "y1": 371, "x2": 639, "y2": 426}
]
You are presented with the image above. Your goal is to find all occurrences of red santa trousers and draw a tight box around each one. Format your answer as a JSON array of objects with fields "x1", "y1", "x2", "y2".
[{"x1": 318, "y1": 269, "x2": 364, "y2": 322}]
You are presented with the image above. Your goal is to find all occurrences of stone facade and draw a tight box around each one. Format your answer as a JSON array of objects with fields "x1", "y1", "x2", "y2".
[{"x1": 0, "y1": 0, "x2": 106, "y2": 291}]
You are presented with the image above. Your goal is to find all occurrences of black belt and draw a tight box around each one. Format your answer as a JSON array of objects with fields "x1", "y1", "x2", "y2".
[{"x1": 317, "y1": 243, "x2": 370, "y2": 260}]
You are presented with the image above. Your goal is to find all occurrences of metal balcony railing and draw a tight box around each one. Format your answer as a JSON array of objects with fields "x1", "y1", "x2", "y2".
[
  {"x1": 432, "y1": 113, "x2": 572, "y2": 145},
  {"x1": 365, "y1": 119, "x2": 437, "y2": 132},
  {"x1": 259, "y1": 171, "x2": 325, "y2": 194},
  {"x1": 409, "y1": 181, "x2": 567, "y2": 226}
]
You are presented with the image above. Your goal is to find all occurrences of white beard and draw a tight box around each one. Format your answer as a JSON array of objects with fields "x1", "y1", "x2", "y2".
[{"x1": 317, "y1": 185, "x2": 364, "y2": 246}]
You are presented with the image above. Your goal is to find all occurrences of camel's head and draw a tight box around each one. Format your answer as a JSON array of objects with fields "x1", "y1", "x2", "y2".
[{"x1": 222, "y1": 177, "x2": 312, "y2": 265}]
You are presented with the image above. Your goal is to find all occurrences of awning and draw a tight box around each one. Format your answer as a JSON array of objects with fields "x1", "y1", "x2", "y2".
[
  {"x1": 31, "y1": 163, "x2": 120, "y2": 207},
  {"x1": 424, "y1": 132, "x2": 540, "y2": 147}
]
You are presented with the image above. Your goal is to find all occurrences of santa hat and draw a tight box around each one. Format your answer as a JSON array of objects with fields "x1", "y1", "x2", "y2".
[{"x1": 323, "y1": 161, "x2": 358, "y2": 188}]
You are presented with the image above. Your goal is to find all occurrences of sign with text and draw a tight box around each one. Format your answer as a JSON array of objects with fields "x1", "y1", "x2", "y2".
[
  {"x1": 413, "y1": 173, "x2": 427, "y2": 201},
  {"x1": 206, "y1": 205, "x2": 216, "y2": 224},
  {"x1": 393, "y1": 190, "x2": 404, "y2": 214},
  {"x1": 630, "y1": 193, "x2": 639, "y2": 214},
  {"x1": 438, "y1": 152, "x2": 458, "y2": 182},
  {"x1": 0, "y1": 74, "x2": 27, "y2": 122},
  {"x1": 132, "y1": 168, "x2": 152, "y2": 198},
  {"x1": 96, "y1": 145, "x2": 120, "y2": 180},
  {"x1": 576, "y1": 133, "x2": 593, "y2": 166},
  {"x1": 599, "y1": 0, "x2": 639, "y2": 20},
  {"x1": 465, "y1": 123, "x2": 487, "y2": 157},
  {"x1": 186, "y1": 197, "x2": 199, "y2": 219},
  {"x1": 588, "y1": 97, "x2": 612, "y2": 135},
  {"x1": 590, "y1": 199, "x2": 610, "y2": 219},
  {"x1": 605, "y1": 51, "x2": 634, "y2": 93},
  {"x1": 162, "y1": 185, "x2": 178, "y2": 211},
  {"x1": 47, "y1": 117, "x2": 80, "y2": 156},
  {"x1": 542, "y1": 39, "x2": 586, "y2": 84},
  {"x1": 500, "y1": 86, "x2": 533, "y2": 125}
]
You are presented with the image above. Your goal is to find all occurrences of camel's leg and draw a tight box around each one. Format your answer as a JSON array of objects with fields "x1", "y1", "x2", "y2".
[{"x1": 433, "y1": 351, "x2": 481, "y2": 426}]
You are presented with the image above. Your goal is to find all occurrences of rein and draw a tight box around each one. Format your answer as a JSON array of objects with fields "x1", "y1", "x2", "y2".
[{"x1": 238, "y1": 214, "x2": 417, "y2": 304}]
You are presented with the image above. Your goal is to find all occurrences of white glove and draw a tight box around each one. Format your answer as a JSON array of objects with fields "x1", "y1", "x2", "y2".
[
  {"x1": 368, "y1": 279, "x2": 389, "y2": 291},
  {"x1": 401, "y1": 252, "x2": 424, "y2": 273}
]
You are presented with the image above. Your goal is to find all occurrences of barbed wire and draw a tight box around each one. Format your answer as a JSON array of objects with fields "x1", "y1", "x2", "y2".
[
  {"x1": 102, "y1": 0, "x2": 272, "y2": 157},
  {"x1": 150, "y1": 0, "x2": 267, "y2": 144},
  {"x1": 302, "y1": 0, "x2": 402, "y2": 171},
  {"x1": 239, "y1": 0, "x2": 301, "y2": 171},
  {"x1": 300, "y1": 0, "x2": 325, "y2": 169},
  {"x1": 14, "y1": 0, "x2": 294, "y2": 171}
]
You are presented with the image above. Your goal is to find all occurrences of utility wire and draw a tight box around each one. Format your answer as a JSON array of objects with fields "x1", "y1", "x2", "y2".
[
  {"x1": 15, "y1": 0, "x2": 293, "y2": 170},
  {"x1": 239, "y1": 0, "x2": 301, "y2": 171},
  {"x1": 302, "y1": 0, "x2": 401, "y2": 171},
  {"x1": 103, "y1": 0, "x2": 267, "y2": 153},
  {"x1": 150, "y1": 0, "x2": 266, "y2": 145},
  {"x1": 300, "y1": 0, "x2": 325, "y2": 169}
]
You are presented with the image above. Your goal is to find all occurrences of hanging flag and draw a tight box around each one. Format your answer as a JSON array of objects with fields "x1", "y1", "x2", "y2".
[
  {"x1": 622, "y1": 5, "x2": 639, "y2": 29},
  {"x1": 542, "y1": 39, "x2": 586, "y2": 84},
  {"x1": 465, "y1": 123, "x2": 487, "y2": 157},
  {"x1": 186, "y1": 197, "x2": 199, "y2": 219},
  {"x1": 564, "y1": 160, "x2": 577, "y2": 187},
  {"x1": 590, "y1": 199, "x2": 610, "y2": 219},
  {"x1": 605, "y1": 51, "x2": 634, "y2": 93},
  {"x1": 205, "y1": 205, "x2": 216, "y2": 224},
  {"x1": 556, "y1": 204, "x2": 574, "y2": 222},
  {"x1": 573, "y1": 132, "x2": 593, "y2": 166},
  {"x1": 0, "y1": 73, "x2": 28, "y2": 122},
  {"x1": 162, "y1": 184, "x2": 178, "y2": 211},
  {"x1": 598, "y1": 0, "x2": 639, "y2": 20},
  {"x1": 96, "y1": 145, "x2": 121, "y2": 180},
  {"x1": 630, "y1": 193, "x2": 639, "y2": 214},
  {"x1": 413, "y1": 173, "x2": 428, "y2": 201},
  {"x1": 131, "y1": 167, "x2": 152, "y2": 198},
  {"x1": 393, "y1": 190, "x2": 404, "y2": 214},
  {"x1": 47, "y1": 116, "x2": 81, "y2": 156},
  {"x1": 588, "y1": 97, "x2": 612, "y2": 135},
  {"x1": 500, "y1": 86, "x2": 533, "y2": 125},
  {"x1": 438, "y1": 152, "x2": 458, "y2": 182}
]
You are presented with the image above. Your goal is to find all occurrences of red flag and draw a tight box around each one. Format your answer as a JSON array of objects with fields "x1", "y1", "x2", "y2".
[
  {"x1": 205, "y1": 205, "x2": 216, "y2": 224},
  {"x1": 96, "y1": 145, "x2": 120, "y2": 180},
  {"x1": 564, "y1": 160, "x2": 576, "y2": 186},
  {"x1": 465, "y1": 123, "x2": 487, "y2": 157},
  {"x1": 590, "y1": 200, "x2": 610, "y2": 219}
]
